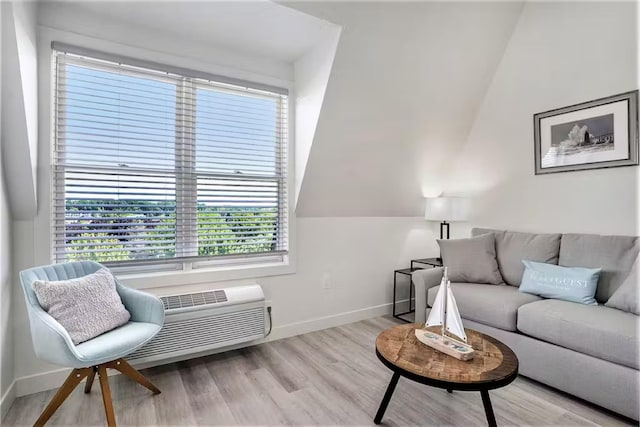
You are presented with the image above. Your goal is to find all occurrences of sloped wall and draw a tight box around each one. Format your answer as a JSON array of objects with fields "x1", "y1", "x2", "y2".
[
  {"x1": 294, "y1": 25, "x2": 341, "y2": 205},
  {"x1": 290, "y1": 1, "x2": 524, "y2": 217},
  {"x1": 445, "y1": 1, "x2": 638, "y2": 235},
  {"x1": 1, "y1": 1, "x2": 38, "y2": 220}
]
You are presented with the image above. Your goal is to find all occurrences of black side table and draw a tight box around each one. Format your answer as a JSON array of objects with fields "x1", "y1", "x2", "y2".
[
  {"x1": 392, "y1": 268, "x2": 419, "y2": 322},
  {"x1": 392, "y1": 258, "x2": 443, "y2": 323},
  {"x1": 411, "y1": 257, "x2": 443, "y2": 270}
]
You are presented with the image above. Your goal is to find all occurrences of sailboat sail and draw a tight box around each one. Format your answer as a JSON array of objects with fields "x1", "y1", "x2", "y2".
[
  {"x1": 445, "y1": 283, "x2": 467, "y2": 343},
  {"x1": 425, "y1": 278, "x2": 445, "y2": 328},
  {"x1": 423, "y1": 267, "x2": 468, "y2": 343},
  {"x1": 416, "y1": 267, "x2": 474, "y2": 360}
]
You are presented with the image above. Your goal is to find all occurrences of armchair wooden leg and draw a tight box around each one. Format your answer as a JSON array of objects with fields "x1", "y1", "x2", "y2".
[
  {"x1": 33, "y1": 359, "x2": 158, "y2": 426},
  {"x1": 84, "y1": 367, "x2": 97, "y2": 394},
  {"x1": 106, "y1": 358, "x2": 161, "y2": 394},
  {"x1": 34, "y1": 367, "x2": 93, "y2": 427},
  {"x1": 98, "y1": 366, "x2": 116, "y2": 427}
]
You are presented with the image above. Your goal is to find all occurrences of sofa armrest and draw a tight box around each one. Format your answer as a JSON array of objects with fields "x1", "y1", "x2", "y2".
[{"x1": 412, "y1": 267, "x2": 444, "y2": 323}]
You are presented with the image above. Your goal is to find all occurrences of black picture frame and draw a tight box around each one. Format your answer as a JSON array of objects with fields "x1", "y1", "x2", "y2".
[{"x1": 534, "y1": 90, "x2": 639, "y2": 175}]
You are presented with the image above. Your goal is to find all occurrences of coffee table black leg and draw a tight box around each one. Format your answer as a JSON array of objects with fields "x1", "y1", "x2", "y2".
[
  {"x1": 374, "y1": 372, "x2": 400, "y2": 424},
  {"x1": 481, "y1": 390, "x2": 497, "y2": 427}
]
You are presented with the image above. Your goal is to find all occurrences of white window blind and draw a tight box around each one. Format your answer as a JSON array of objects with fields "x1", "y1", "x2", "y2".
[{"x1": 52, "y1": 44, "x2": 289, "y2": 267}]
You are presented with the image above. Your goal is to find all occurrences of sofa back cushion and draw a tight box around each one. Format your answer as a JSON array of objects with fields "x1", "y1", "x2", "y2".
[
  {"x1": 605, "y1": 255, "x2": 639, "y2": 315},
  {"x1": 438, "y1": 233, "x2": 504, "y2": 285},
  {"x1": 472, "y1": 228, "x2": 561, "y2": 286},
  {"x1": 559, "y1": 233, "x2": 639, "y2": 303}
]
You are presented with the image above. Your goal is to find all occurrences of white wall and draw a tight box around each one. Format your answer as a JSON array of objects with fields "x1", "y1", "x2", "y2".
[
  {"x1": 445, "y1": 2, "x2": 639, "y2": 236},
  {"x1": 10, "y1": 2, "x2": 440, "y2": 396},
  {"x1": 13, "y1": 216, "x2": 438, "y2": 395},
  {"x1": 10, "y1": 11, "x2": 291, "y2": 394},
  {"x1": 0, "y1": 2, "x2": 17, "y2": 418},
  {"x1": 0, "y1": 125, "x2": 14, "y2": 423},
  {"x1": 12, "y1": 0, "x2": 637, "y2": 399}
]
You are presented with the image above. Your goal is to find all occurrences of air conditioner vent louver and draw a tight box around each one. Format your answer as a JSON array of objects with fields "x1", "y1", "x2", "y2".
[
  {"x1": 129, "y1": 285, "x2": 265, "y2": 366},
  {"x1": 160, "y1": 290, "x2": 228, "y2": 311}
]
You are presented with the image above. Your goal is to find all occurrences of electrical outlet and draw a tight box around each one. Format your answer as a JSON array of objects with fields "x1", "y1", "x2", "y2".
[{"x1": 322, "y1": 272, "x2": 331, "y2": 289}]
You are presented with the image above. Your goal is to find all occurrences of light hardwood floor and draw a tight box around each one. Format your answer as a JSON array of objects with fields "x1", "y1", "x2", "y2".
[{"x1": 4, "y1": 316, "x2": 635, "y2": 426}]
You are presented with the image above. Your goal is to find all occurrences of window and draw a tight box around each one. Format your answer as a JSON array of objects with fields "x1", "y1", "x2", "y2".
[{"x1": 51, "y1": 44, "x2": 289, "y2": 269}]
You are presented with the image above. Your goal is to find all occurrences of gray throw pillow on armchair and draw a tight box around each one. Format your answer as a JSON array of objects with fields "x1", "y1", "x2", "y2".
[
  {"x1": 438, "y1": 233, "x2": 504, "y2": 285},
  {"x1": 33, "y1": 268, "x2": 131, "y2": 345}
]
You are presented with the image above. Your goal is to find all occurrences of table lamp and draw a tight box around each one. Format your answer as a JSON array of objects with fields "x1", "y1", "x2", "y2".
[{"x1": 425, "y1": 197, "x2": 470, "y2": 260}]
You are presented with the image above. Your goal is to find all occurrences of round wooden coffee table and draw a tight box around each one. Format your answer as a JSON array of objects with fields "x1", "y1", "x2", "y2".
[{"x1": 374, "y1": 323, "x2": 518, "y2": 426}]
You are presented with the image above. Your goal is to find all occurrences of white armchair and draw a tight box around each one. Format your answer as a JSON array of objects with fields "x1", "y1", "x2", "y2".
[{"x1": 20, "y1": 261, "x2": 164, "y2": 426}]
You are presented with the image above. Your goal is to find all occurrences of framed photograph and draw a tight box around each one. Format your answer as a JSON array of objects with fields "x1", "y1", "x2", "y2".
[{"x1": 534, "y1": 90, "x2": 638, "y2": 174}]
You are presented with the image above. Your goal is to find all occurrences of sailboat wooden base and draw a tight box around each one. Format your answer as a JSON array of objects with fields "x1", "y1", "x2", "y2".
[
  {"x1": 422, "y1": 267, "x2": 475, "y2": 361},
  {"x1": 415, "y1": 329, "x2": 475, "y2": 361}
]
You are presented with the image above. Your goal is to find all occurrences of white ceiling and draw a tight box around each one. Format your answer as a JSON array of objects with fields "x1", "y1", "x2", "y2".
[{"x1": 54, "y1": 0, "x2": 334, "y2": 63}]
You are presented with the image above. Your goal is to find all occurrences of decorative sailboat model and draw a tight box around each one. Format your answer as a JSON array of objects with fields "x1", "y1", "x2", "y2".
[{"x1": 415, "y1": 268, "x2": 475, "y2": 361}]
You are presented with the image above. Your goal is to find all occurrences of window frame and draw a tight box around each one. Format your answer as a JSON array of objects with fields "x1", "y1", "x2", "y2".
[{"x1": 50, "y1": 42, "x2": 292, "y2": 275}]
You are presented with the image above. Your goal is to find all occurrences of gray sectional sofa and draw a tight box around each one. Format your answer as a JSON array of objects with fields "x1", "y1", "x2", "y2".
[{"x1": 412, "y1": 228, "x2": 639, "y2": 420}]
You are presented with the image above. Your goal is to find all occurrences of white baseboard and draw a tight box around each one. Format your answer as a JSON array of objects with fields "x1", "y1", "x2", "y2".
[
  {"x1": 15, "y1": 367, "x2": 70, "y2": 398},
  {"x1": 14, "y1": 302, "x2": 394, "y2": 397},
  {"x1": 266, "y1": 301, "x2": 393, "y2": 342},
  {"x1": 0, "y1": 380, "x2": 16, "y2": 422}
]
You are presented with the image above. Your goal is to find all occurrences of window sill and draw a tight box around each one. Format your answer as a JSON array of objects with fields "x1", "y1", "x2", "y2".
[{"x1": 115, "y1": 256, "x2": 295, "y2": 290}]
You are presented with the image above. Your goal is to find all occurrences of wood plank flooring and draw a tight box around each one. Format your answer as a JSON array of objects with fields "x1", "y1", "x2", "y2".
[{"x1": 4, "y1": 316, "x2": 635, "y2": 426}]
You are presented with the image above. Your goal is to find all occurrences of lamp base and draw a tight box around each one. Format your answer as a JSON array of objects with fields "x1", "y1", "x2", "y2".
[{"x1": 440, "y1": 221, "x2": 450, "y2": 240}]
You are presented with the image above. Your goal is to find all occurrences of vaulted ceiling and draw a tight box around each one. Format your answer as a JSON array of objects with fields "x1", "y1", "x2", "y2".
[
  {"x1": 5, "y1": 1, "x2": 527, "y2": 220},
  {"x1": 286, "y1": 2, "x2": 525, "y2": 217}
]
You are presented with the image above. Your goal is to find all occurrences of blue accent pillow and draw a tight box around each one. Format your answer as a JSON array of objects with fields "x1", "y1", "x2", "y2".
[{"x1": 520, "y1": 260, "x2": 601, "y2": 305}]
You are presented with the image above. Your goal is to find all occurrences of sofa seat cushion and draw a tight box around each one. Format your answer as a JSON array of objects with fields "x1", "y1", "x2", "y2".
[
  {"x1": 518, "y1": 299, "x2": 639, "y2": 369},
  {"x1": 427, "y1": 283, "x2": 541, "y2": 331}
]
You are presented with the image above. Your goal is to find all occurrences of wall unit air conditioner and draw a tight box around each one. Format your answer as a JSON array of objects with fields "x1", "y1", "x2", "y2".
[{"x1": 127, "y1": 285, "x2": 266, "y2": 365}]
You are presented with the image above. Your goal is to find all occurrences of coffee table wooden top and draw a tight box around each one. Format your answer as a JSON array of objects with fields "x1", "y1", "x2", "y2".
[{"x1": 376, "y1": 323, "x2": 518, "y2": 391}]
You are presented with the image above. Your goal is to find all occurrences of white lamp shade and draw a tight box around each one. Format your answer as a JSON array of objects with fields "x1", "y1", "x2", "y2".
[{"x1": 424, "y1": 197, "x2": 469, "y2": 222}]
